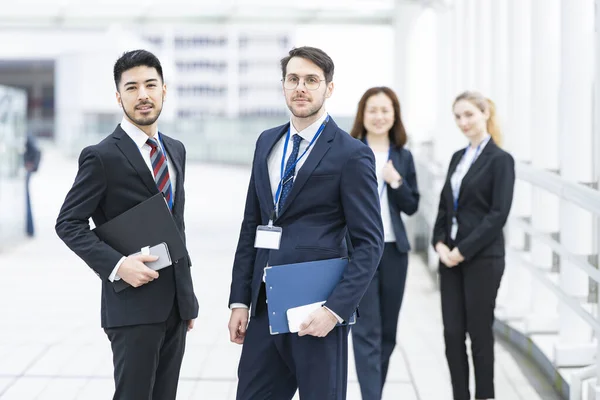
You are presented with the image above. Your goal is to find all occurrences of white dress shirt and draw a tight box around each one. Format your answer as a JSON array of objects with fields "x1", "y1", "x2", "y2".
[
  {"x1": 267, "y1": 112, "x2": 329, "y2": 211},
  {"x1": 231, "y1": 112, "x2": 344, "y2": 323},
  {"x1": 449, "y1": 134, "x2": 490, "y2": 240},
  {"x1": 108, "y1": 117, "x2": 177, "y2": 282},
  {"x1": 374, "y1": 150, "x2": 397, "y2": 243}
]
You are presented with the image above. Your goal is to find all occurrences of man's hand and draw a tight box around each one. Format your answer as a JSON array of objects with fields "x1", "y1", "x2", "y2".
[
  {"x1": 187, "y1": 319, "x2": 195, "y2": 332},
  {"x1": 435, "y1": 242, "x2": 458, "y2": 268},
  {"x1": 117, "y1": 254, "x2": 159, "y2": 287},
  {"x1": 298, "y1": 307, "x2": 338, "y2": 337},
  {"x1": 229, "y1": 308, "x2": 249, "y2": 344}
]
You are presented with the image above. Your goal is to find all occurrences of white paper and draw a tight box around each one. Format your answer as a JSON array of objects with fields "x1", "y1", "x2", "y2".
[{"x1": 286, "y1": 301, "x2": 326, "y2": 333}]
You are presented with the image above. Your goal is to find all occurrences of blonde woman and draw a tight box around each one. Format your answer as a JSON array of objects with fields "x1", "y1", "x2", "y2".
[{"x1": 432, "y1": 91, "x2": 515, "y2": 400}]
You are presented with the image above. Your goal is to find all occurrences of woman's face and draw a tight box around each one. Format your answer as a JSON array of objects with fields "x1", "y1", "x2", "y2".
[
  {"x1": 453, "y1": 99, "x2": 488, "y2": 139},
  {"x1": 363, "y1": 92, "x2": 395, "y2": 137}
]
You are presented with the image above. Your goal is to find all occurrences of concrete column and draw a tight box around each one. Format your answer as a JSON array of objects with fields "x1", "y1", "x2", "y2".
[
  {"x1": 490, "y1": 0, "x2": 509, "y2": 120},
  {"x1": 474, "y1": 0, "x2": 492, "y2": 94},
  {"x1": 452, "y1": 0, "x2": 465, "y2": 97},
  {"x1": 517, "y1": 0, "x2": 561, "y2": 333},
  {"x1": 433, "y1": 5, "x2": 455, "y2": 165},
  {"x1": 554, "y1": 0, "x2": 596, "y2": 367},
  {"x1": 463, "y1": 0, "x2": 476, "y2": 89},
  {"x1": 392, "y1": 0, "x2": 423, "y2": 111},
  {"x1": 490, "y1": 0, "x2": 531, "y2": 321}
]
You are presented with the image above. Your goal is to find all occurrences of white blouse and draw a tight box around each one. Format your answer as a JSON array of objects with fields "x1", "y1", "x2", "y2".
[{"x1": 449, "y1": 134, "x2": 491, "y2": 239}]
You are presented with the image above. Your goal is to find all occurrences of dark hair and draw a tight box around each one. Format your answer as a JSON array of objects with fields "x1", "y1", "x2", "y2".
[
  {"x1": 350, "y1": 87, "x2": 407, "y2": 148},
  {"x1": 280, "y1": 46, "x2": 334, "y2": 83},
  {"x1": 113, "y1": 49, "x2": 164, "y2": 90}
]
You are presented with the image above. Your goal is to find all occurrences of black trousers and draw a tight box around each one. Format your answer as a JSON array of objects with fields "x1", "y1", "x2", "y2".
[
  {"x1": 104, "y1": 301, "x2": 188, "y2": 400},
  {"x1": 351, "y1": 243, "x2": 408, "y2": 400},
  {"x1": 236, "y1": 287, "x2": 348, "y2": 400},
  {"x1": 439, "y1": 256, "x2": 504, "y2": 400}
]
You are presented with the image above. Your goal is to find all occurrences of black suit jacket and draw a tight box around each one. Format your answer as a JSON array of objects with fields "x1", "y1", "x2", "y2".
[
  {"x1": 56, "y1": 125, "x2": 199, "y2": 328},
  {"x1": 228, "y1": 118, "x2": 385, "y2": 322},
  {"x1": 432, "y1": 139, "x2": 515, "y2": 261}
]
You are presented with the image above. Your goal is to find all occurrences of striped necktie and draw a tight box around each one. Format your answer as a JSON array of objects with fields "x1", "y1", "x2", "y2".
[{"x1": 147, "y1": 137, "x2": 173, "y2": 210}]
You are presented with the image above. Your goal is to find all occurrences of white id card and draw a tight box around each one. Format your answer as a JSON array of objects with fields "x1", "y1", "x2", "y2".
[{"x1": 255, "y1": 225, "x2": 283, "y2": 249}]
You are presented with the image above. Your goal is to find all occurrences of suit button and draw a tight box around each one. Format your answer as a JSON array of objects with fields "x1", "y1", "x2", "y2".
[{"x1": 174, "y1": 260, "x2": 178, "y2": 264}]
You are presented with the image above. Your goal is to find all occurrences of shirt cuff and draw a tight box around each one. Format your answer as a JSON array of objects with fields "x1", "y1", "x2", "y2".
[
  {"x1": 109, "y1": 256, "x2": 126, "y2": 282},
  {"x1": 230, "y1": 303, "x2": 249, "y2": 309},
  {"x1": 323, "y1": 306, "x2": 343, "y2": 324}
]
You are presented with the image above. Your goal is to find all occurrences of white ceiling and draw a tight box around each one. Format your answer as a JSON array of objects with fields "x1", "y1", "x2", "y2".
[{"x1": 0, "y1": 0, "x2": 404, "y2": 26}]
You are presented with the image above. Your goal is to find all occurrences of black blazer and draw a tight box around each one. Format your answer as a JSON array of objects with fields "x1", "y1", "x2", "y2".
[
  {"x1": 432, "y1": 139, "x2": 515, "y2": 261},
  {"x1": 228, "y1": 118, "x2": 385, "y2": 322},
  {"x1": 56, "y1": 125, "x2": 199, "y2": 328},
  {"x1": 381, "y1": 146, "x2": 420, "y2": 253}
]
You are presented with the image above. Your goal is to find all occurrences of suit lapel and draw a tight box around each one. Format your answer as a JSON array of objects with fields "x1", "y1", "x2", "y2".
[
  {"x1": 257, "y1": 124, "x2": 289, "y2": 217},
  {"x1": 159, "y1": 133, "x2": 183, "y2": 208},
  {"x1": 276, "y1": 119, "x2": 336, "y2": 219},
  {"x1": 458, "y1": 140, "x2": 496, "y2": 200},
  {"x1": 113, "y1": 126, "x2": 159, "y2": 196}
]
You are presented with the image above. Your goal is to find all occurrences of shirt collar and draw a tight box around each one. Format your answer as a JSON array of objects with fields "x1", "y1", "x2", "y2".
[
  {"x1": 120, "y1": 117, "x2": 158, "y2": 150},
  {"x1": 467, "y1": 133, "x2": 491, "y2": 153},
  {"x1": 289, "y1": 111, "x2": 329, "y2": 142}
]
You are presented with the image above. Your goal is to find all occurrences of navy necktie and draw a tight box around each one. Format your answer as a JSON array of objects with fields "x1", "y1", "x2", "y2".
[{"x1": 278, "y1": 134, "x2": 303, "y2": 214}]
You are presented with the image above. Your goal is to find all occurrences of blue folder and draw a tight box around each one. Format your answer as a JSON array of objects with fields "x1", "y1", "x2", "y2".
[{"x1": 264, "y1": 257, "x2": 356, "y2": 335}]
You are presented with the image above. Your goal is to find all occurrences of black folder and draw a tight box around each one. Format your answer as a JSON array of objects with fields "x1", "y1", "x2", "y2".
[{"x1": 92, "y1": 193, "x2": 187, "y2": 292}]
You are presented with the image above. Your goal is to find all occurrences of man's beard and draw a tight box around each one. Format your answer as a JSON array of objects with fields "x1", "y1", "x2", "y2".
[
  {"x1": 122, "y1": 102, "x2": 163, "y2": 126},
  {"x1": 287, "y1": 97, "x2": 325, "y2": 119}
]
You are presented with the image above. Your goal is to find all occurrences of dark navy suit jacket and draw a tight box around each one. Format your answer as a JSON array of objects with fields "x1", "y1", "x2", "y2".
[
  {"x1": 381, "y1": 145, "x2": 420, "y2": 253},
  {"x1": 228, "y1": 118, "x2": 385, "y2": 322}
]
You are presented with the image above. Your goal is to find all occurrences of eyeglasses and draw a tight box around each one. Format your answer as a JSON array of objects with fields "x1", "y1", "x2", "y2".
[{"x1": 282, "y1": 75, "x2": 326, "y2": 91}]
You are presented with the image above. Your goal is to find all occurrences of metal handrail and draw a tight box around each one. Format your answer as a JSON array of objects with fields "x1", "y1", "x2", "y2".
[
  {"x1": 516, "y1": 162, "x2": 600, "y2": 216},
  {"x1": 511, "y1": 218, "x2": 600, "y2": 284},
  {"x1": 507, "y1": 249, "x2": 600, "y2": 334}
]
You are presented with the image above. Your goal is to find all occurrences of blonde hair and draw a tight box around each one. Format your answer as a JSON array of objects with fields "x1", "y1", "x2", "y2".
[{"x1": 453, "y1": 91, "x2": 502, "y2": 147}]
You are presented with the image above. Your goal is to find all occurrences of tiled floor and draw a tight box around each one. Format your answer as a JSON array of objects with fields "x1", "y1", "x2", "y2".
[{"x1": 0, "y1": 145, "x2": 561, "y2": 399}]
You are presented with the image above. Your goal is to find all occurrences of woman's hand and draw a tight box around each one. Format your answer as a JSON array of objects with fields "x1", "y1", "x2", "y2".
[
  {"x1": 435, "y1": 242, "x2": 459, "y2": 268},
  {"x1": 382, "y1": 160, "x2": 402, "y2": 186}
]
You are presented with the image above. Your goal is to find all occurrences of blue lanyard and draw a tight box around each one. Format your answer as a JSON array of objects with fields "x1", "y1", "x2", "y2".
[
  {"x1": 156, "y1": 133, "x2": 174, "y2": 210},
  {"x1": 364, "y1": 137, "x2": 391, "y2": 198},
  {"x1": 273, "y1": 115, "x2": 330, "y2": 216},
  {"x1": 452, "y1": 137, "x2": 489, "y2": 212}
]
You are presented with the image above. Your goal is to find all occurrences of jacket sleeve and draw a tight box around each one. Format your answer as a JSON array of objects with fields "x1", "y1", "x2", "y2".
[
  {"x1": 455, "y1": 152, "x2": 516, "y2": 260},
  {"x1": 432, "y1": 155, "x2": 457, "y2": 248},
  {"x1": 55, "y1": 147, "x2": 123, "y2": 280},
  {"x1": 325, "y1": 145, "x2": 385, "y2": 322},
  {"x1": 388, "y1": 149, "x2": 419, "y2": 215},
  {"x1": 228, "y1": 139, "x2": 263, "y2": 307}
]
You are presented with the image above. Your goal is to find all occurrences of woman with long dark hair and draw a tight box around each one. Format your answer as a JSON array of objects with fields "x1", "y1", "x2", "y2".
[{"x1": 350, "y1": 87, "x2": 420, "y2": 400}]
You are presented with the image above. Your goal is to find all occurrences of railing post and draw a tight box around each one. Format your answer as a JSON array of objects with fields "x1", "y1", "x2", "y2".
[{"x1": 554, "y1": 0, "x2": 596, "y2": 368}]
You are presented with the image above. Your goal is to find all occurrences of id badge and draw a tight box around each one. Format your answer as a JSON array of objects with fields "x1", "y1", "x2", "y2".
[{"x1": 255, "y1": 225, "x2": 283, "y2": 250}]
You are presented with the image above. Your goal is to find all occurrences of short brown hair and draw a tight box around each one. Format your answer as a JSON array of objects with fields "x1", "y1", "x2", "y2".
[
  {"x1": 350, "y1": 87, "x2": 407, "y2": 148},
  {"x1": 280, "y1": 46, "x2": 334, "y2": 83}
]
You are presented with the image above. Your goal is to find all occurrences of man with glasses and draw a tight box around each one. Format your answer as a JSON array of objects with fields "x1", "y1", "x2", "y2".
[{"x1": 227, "y1": 46, "x2": 384, "y2": 399}]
